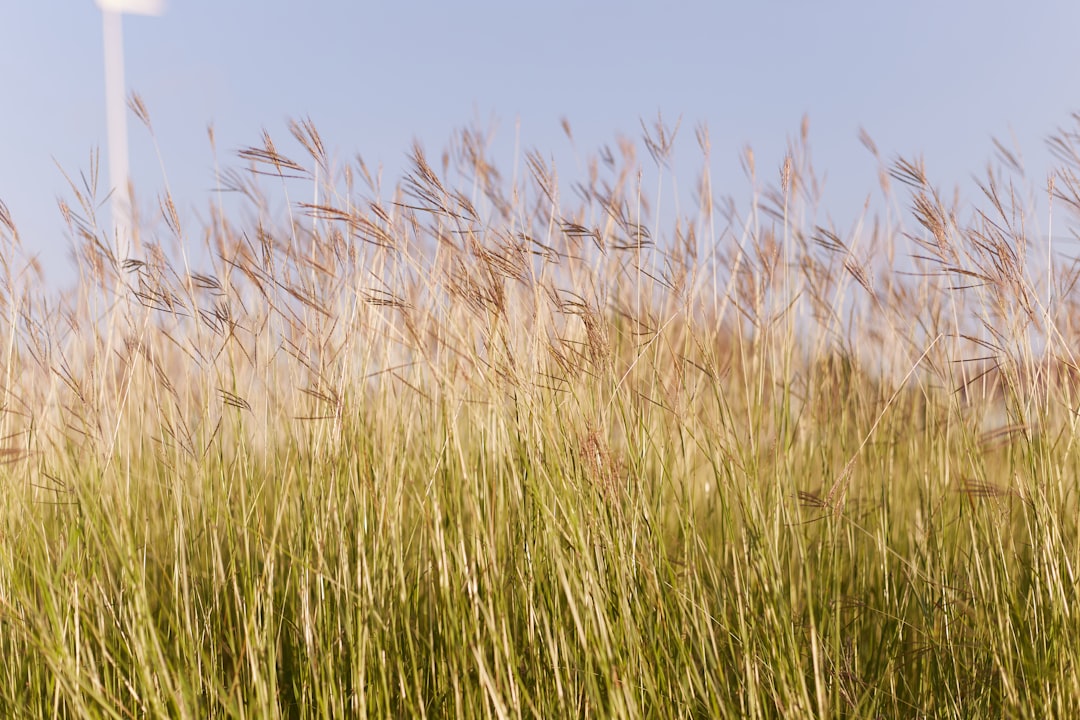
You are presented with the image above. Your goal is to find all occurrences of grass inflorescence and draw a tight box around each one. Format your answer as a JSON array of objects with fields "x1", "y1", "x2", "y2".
[{"x1": 1, "y1": 110, "x2": 1080, "y2": 718}]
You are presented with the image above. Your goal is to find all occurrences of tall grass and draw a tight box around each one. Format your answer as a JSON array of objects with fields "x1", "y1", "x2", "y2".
[{"x1": 1, "y1": 109, "x2": 1079, "y2": 718}]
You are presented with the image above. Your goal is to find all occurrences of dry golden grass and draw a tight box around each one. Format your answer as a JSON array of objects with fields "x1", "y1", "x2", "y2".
[{"x1": 0, "y1": 110, "x2": 1079, "y2": 717}]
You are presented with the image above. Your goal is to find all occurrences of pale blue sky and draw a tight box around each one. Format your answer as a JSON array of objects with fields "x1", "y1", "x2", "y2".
[{"x1": 3, "y1": 1, "x2": 1080, "y2": 285}]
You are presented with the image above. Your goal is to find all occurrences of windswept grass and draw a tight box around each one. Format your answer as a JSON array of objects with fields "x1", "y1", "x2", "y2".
[{"x1": 1, "y1": 110, "x2": 1080, "y2": 718}]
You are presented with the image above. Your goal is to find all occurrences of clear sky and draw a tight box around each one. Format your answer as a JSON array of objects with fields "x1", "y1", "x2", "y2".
[{"x1": 3, "y1": 1, "x2": 1080, "y2": 286}]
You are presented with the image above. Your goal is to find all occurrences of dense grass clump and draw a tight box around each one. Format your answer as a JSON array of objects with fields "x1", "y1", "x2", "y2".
[{"x1": 2, "y1": 112, "x2": 1080, "y2": 718}]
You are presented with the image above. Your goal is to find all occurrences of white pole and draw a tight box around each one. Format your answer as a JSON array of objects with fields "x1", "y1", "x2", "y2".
[
  {"x1": 101, "y1": 8, "x2": 132, "y2": 263},
  {"x1": 96, "y1": 0, "x2": 165, "y2": 265}
]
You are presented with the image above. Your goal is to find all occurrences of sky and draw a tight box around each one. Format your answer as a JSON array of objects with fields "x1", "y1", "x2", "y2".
[{"x1": 3, "y1": 1, "x2": 1080, "y2": 287}]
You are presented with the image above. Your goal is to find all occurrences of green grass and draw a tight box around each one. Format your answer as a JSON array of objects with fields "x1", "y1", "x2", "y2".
[{"x1": 1, "y1": 113, "x2": 1080, "y2": 717}]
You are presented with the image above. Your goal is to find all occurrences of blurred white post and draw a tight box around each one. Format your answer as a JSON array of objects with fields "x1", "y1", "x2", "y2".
[{"x1": 96, "y1": 0, "x2": 165, "y2": 264}]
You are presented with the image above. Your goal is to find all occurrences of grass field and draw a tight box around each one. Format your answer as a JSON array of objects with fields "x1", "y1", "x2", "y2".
[{"x1": 1, "y1": 113, "x2": 1080, "y2": 718}]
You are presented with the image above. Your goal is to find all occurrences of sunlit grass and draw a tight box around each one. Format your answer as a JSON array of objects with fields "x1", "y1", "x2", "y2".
[{"x1": 0, "y1": 111, "x2": 1079, "y2": 718}]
